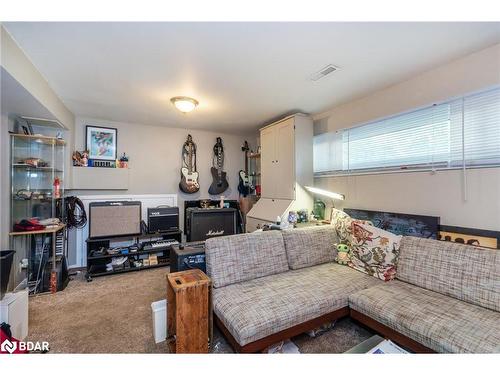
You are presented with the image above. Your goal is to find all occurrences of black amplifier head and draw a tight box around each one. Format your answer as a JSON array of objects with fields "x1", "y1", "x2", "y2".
[{"x1": 147, "y1": 206, "x2": 179, "y2": 233}]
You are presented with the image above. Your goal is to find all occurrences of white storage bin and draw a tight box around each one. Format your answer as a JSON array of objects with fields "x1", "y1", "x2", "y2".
[{"x1": 151, "y1": 299, "x2": 167, "y2": 344}]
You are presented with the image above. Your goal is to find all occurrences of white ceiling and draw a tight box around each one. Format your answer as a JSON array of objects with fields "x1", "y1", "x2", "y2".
[
  {"x1": 3, "y1": 22, "x2": 500, "y2": 134},
  {"x1": 1, "y1": 67, "x2": 56, "y2": 120}
]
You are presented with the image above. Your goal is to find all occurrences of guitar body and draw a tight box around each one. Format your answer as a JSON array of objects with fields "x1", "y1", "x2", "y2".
[
  {"x1": 238, "y1": 170, "x2": 252, "y2": 196},
  {"x1": 179, "y1": 135, "x2": 199, "y2": 194},
  {"x1": 179, "y1": 167, "x2": 200, "y2": 194},
  {"x1": 238, "y1": 140, "x2": 254, "y2": 197},
  {"x1": 209, "y1": 137, "x2": 229, "y2": 195},
  {"x1": 208, "y1": 167, "x2": 229, "y2": 195}
]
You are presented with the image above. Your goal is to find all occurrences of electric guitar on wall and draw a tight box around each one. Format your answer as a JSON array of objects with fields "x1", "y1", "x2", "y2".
[
  {"x1": 179, "y1": 134, "x2": 200, "y2": 194},
  {"x1": 238, "y1": 141, "x2": 254, "y2": 197},
  {"x1": 208, "y1": 137, "x2": 229, "y2": 195}
]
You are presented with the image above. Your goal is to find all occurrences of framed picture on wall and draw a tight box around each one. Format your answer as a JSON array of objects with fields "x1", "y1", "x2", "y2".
[
  {"x1": 438, "y1": 225, "x2": 500, "y2": 249},
  {"x1": 86, "y1": 125, "x2": 117, "y2": 161},
  {"x1": 344, "y1": 208, "x2": 440, "y2": 239}
]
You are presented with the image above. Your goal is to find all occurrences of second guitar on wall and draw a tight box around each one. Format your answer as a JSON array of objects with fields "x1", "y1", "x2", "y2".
[{"x1": 179, "y1": 134, "x2": 230, "y2": 195}]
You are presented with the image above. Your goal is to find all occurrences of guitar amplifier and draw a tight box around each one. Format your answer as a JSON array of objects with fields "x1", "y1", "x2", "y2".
[
  {"x1": 185, "y1": 208, "x2": 237, "y2": 242},
  {"x1": 170, "y1": 242, "x2": 206, "y2": 273},
  {"x1": 89, "y1": 201, "x2": 142, "y2": 239},
  {"x1": 147, "y1": 207, "x2": 179, "y2": 234}
]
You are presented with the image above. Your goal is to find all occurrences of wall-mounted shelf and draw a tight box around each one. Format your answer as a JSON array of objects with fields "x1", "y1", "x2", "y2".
[{"x1": 72, "y1": 166, "x2": 129, "y2": 190}]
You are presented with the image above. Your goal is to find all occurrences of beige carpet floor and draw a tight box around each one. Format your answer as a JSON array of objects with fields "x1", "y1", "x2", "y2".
[{"x1": 27, "y1": 267, "x2": 373, "y2": 353}]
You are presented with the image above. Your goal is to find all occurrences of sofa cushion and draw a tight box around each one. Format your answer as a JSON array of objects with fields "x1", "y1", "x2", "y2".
[
  {"x1": 330, "y1": 208, "x2": 372, "y2": 243},
  {"x1": 348, "y1": 222, "x2": 402, "y2": 281},
  {"x1": 349, "y1": 280, "x2": 500, "y2": 353},
  {"x1": 397, "y1": 236, "x2": 500, "y2": 312},
  {"x1": 213, "y1": 262, "x2": 380, "y2": 346},
  {"x1": 205, "y1": 230, "x2": 289, "y2": 288},
  {"x1": 282, "y1": 226, "x2": 338, "y2": 270}
]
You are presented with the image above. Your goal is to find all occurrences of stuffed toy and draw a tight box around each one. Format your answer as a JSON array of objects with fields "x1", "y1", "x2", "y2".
[{"x1": 336, "y1": 243, "x2": 351, "y2": 265}]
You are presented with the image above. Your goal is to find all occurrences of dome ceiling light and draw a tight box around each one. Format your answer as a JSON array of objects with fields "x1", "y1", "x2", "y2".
[{"x1": 170, "y1": 96, "x2": 199, "y2": 113}]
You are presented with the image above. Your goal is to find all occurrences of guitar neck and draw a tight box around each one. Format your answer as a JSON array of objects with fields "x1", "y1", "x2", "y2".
[
  {"x1": 245, "y1": 150, "x2": 249, "y2": 174},
  {"x1": 187, "y1": 143, "x2": 193, "y2": 173}
]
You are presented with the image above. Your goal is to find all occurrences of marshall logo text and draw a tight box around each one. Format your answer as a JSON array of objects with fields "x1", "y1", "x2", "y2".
[{"x1": 206, "y1": 229, "x2": 224, "y2": 236}]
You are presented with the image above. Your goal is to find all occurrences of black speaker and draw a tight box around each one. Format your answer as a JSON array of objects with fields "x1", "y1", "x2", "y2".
[
  {"x1": 147, "y1": 207, "x2": 179, "y2": 233},
  {"x1": 185, "y1": 208, "x2": 237, "y2": 242}
]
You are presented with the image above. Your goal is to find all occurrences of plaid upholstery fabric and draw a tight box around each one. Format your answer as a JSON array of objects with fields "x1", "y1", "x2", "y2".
[
  {"x1": 282, "y1": 226, "x2": 338, "y2": 270},
  {"x1": 349, "y1": 280, "x2": 500, "y2": 353},
  {"x1": 205, "y1": 230, "x2": 289, "y2": 288},
  {"x1": 213, "y1": 263, "x2": 380, "y2": 346},
  {"x1": 397, "y1": 237, "x2": 500, "y2": 312}
]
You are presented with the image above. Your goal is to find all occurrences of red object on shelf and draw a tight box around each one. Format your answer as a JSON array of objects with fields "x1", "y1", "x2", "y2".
[
  {"x1": 53, "y1": 177, "x2": 61, "y2": 199},
  {"x1": 255, "y1": 184, "x2": 261, "y2": 195},
  {"x1": 13, "y1": 218, "x2": 45, "y2": 232}
]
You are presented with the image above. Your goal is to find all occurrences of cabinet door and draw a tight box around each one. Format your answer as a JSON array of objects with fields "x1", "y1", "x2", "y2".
[
  {"x1": 275, "y1": 119, "x2": 295, "y2": 199},
  {"x1": 260, "y1": 126, "x2": 276, "y2": 198}
]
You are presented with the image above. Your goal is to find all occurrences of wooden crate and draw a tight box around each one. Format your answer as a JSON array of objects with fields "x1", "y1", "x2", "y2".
[{"x1": 167, "y1": 269, "x2": 211, "y2": 353}]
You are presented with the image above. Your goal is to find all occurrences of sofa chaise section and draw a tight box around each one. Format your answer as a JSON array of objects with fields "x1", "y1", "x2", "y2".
[
  {"x1": 349, "y1": 236, "x2": 500, "y2": 353},
  {"x1": 349, "y1": 280, "x2": 500, "y2": 353}
]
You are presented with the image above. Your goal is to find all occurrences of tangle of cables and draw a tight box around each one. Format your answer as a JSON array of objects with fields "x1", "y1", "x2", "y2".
[{"x1": 65, "y1": 196, "x2": 87, "y2": 229}]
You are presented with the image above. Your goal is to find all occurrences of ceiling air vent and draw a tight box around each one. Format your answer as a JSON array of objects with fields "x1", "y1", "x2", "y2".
[{"x1": 310, "y1": 64, "x2": 340, "y2": 81}]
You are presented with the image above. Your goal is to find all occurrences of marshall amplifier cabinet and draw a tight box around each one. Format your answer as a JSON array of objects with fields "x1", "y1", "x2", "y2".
[
  {"x1": 185, "y1": 208, "x2": 237, "y2": 242},
  {"x1": 170, "y1": 242, "x2": 206, "y2": 273},
  {"x1": 147, "y1": 207, "x2": 179, "y2": 234}
]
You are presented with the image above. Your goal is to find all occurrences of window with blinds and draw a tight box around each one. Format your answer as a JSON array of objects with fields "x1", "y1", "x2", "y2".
[{"x1": 314, "y1": 87, "x2": 500, "y2": 175}]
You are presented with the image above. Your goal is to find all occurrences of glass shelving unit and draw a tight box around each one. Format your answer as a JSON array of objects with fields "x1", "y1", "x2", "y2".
[
  {"x1": 10, "y1": 134, "x2": 65, "y2": 226},
  {"x1": 9, "y1": 133, "x2": 66, "y2": 294}
]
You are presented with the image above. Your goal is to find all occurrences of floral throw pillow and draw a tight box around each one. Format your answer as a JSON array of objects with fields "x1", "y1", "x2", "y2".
[
  {"x1": 348, "y1": 222, "x2": 402, "y2": 281},
  {"x1": 330, "y1": 208, "x2": 353, "y2": 243},
  {"x1": 330, "y1": 208, "x2": 372, "y2": 243}
]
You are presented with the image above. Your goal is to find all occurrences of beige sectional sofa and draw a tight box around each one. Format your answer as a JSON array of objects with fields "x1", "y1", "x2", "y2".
[
  {"x1": 205, "y1": 226, "x2": 500, "y2": 353},
  {"x1": 349, "y1": 236, "x2": 500, "y2": 353}
]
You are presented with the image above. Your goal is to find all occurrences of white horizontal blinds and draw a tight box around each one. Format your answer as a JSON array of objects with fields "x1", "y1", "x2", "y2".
[
  {"x1": 462, "y1": 88, "x2": 500, "y2": 166},
  {"x1": 313, "y1": 86, "x2": 500, "y2": 175},
  {"x1": 313, "y1": 131, "x2": 343, "y2": 172},
  {"x1": 449, "y1": 98, "x2": 464, "y2": 167},
  {"x1": 342, "y1": 103, "x2": 450, "y2": 171}
]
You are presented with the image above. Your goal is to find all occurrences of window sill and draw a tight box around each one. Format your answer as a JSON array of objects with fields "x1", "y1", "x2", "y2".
[{"x1": 314, "y1": 165, "x2": 500, "y2": 178}]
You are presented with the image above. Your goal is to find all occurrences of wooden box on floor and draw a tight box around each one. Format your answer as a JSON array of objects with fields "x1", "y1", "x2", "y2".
[{"x1": 166, "y1": 269, "x2": 211, "y2": 353}]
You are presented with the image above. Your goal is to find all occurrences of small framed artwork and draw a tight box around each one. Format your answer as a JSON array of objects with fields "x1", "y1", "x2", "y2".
[
  {"x1": 438, "y1": 225, "x2": 500, "y2": 249},
  {"x1": 86, "y1": 125, "x2": 117, "y2": 161}
]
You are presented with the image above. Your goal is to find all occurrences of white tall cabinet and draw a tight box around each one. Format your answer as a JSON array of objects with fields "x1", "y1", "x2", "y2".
[{"x1": 246, "y1": 114, "x2": 313, "y2": 231}]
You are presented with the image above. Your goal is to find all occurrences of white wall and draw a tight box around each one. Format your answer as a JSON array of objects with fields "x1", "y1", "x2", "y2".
[
  {"x1": 70, "y1": 117, "x2": 253, "y2": 233},
  {"x1": 0, "y1": 25, "x2": 75, "y2": 131},
  {"x1": 314, "y1": 44, "x2": 500, "y2": 231},
  {"x1": 314, "y1": 43, "x2": 500, "y2": 131},
  {"x1": 0, "y1": 114, "x2": 11, "y2": 250}
]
